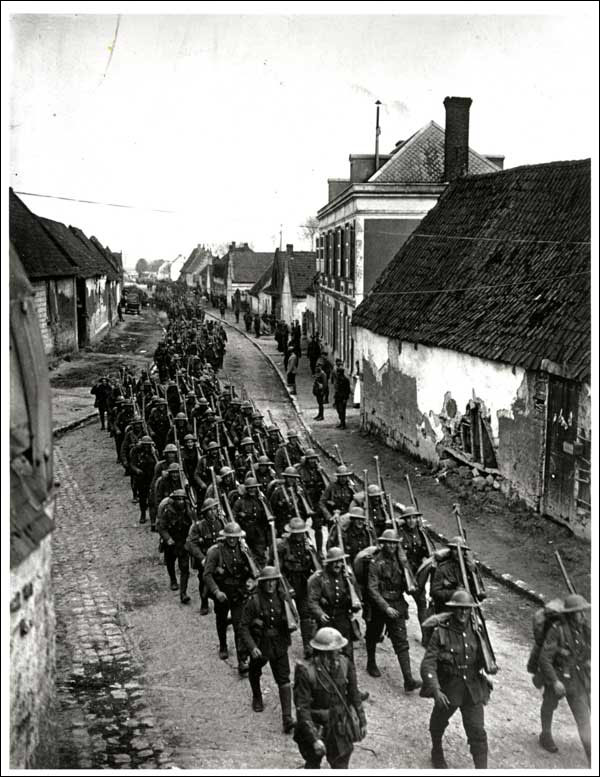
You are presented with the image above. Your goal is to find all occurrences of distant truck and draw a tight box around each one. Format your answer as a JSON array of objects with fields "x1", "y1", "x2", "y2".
[{"x1": 122, "y1": 287, "x2": 141, "y2": 314}]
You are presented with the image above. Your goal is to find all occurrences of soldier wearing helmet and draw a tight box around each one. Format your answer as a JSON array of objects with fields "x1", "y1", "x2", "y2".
[
  {"x1": 365, "y1": 529, "x2": 422, "y2": 692},
  {"x1": 296, "y1": 448, "x2": 327, "y2": 556},
  {"x1": 157, "y1": 489, "x2": 194, "y2": 603},
  {"x1": 197, "y1": 441, "x2": 224, "y2": 486},
  {"x1": 430, "y1": 536, "x2": 478, "y2": 615},
  {"x1": 269, "y1": 466, "x2": 309, "y2": 537},
  {"x1": 307, "y1": 547, "x2": 360, "y2": 662},
  {"x1": 265, "y1": 425, "x2": 283, "y2": 461},
  {"x1": 232, "y1": 477, "x2": 269, "y2": 566},
  {"x1": 119, "y1": 416, "x2": 145, "y2": 502},
  {"x1": 148, "y1": 443, "x2": 179, "y2": 531},
  {"x1": 319, "y1": 466, "x2": 355, "y2": 528},
  {"x1": 233, "y1": 436, "x2": 258, "y2": 483},
  {"x1": 203, "y1": 522, "x2": 257, "y2": 674},
  {"x1": 293, "y1": 627, "x2": 366, "y2": 769},
  {"x1": 90, "y1": 375, "x2": 112, "y2": 430},
  {"x1": 240, "y1": 566, "x2": 296, "y2": 733},
  {"x1": 165, "y1": 412, "x2": 192, "y2": 447},
  {"x1": 273, "y1": 430, "x2": 303, "y2": 473},
  {"x1": 180, "y1": 433, "x2": 207, "y2": 501},
  {"x1": 154, "y1": 461, "x2": 184, "y2": 510},
  {"x1": 252, "y1": 454, "x2": 277, "y2": 491},
  {"x1": 274, "y1": 517, "x2": 320, "y2": 658},
  {"x1": 129, "y1": 435, "x2": 158, "y2": 524},
  {"x1": 399, "y1": 505, "x2": 430, "y2": 631},
  {"x1": 185, "y1": 498, "x2": 223, "y2": 615},
  {"x1": 536, "y1": 593, "x2": 590, "y2": 763},
  {"x1": 420, "y1": 589, "x2": 490, "y2": 769},
  {"x1": 147, "y1": 398, "x2": 171, "y2": 454},
  {"x1": 327, "y1": 506, "x2": 372, "y2": 564},
  {"x1": 205, "y1": 465, "x2": 238, "y2": 504},
  {"x1": 114, "y1": 400, "x2": 134, "y2": 464},
  {"x1": 364, "y1": 483, "x2": 390, "y2": 537}
]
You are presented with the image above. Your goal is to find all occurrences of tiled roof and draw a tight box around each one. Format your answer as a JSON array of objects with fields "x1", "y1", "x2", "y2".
[
  {"x1": 89, "y1": 235, "x2": 121, "y2": 279},
  {"x1": 39, "y1": 219, "x2": 109, "y2": 278},
  {"x1": 70, "y1": 227, "x2": 119, "y2": 279},
  {"x1": 9, "y1": 189, "x2": 77, "y2": 279},
  {"x1": 230, "y1": 250, "x2": 274, "y2": 284},
  {"x1": 249, "y1": 261, "x2": 274, "y2": 296},
  {"x1": 288, "y1": 252, "x2": 317, "y2": 297},
  {"x1": 353, "y1": 159, "x2": 591, "y2": 382},
  {"x1": 370, "y1": 121, "x2": 499, "y2": 183},
  {"x1": 181, "y1": 246, "x2": 211, "y2": 275}
]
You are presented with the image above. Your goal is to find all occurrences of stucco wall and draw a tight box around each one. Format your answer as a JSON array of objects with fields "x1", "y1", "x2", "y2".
[
  {"x1": 31, "y1": 282, "x2": 52, "y2": 355},
  {"x1": 32, "y1": 280, "x2": 77, "y2": 356},
  {"x1": 355, "y1": 326, "x2": 548, "y2": 511},
  {"x1": 10, "y1": 534, "x2": 56, "y2": 768},
  {"x1": 86, "y1": 277, "x2": 109, "y2": 342},
  {"x1": 292, "y1": 298, "x2": 307, "y2": 323}
]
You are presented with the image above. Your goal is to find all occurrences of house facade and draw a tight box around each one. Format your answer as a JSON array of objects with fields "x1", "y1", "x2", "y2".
[
  {"x1": 352, "y1": 159, "x2": 591, "y2": 537},
  {"x1": 248, "y1": 262, "x2": 274, "y2": 314},
  {"x1": 180, "y1": 244, "x2": 214, "y2": 288},
  {"x1": 215, "y1": 242, "x2": 274, "y2": 307},
  {"x1": 270, "y1": 244, "x2": 317, "y2": 325},
  {"x1": 315, "y1": 97, "x2": 501, "y2": 370}
]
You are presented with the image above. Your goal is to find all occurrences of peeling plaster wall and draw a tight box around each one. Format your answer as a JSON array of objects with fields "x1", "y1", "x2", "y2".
[
  {"x1": 292, "y1": 298, "x2": 307, "y2": 324},
  {"x1": 86, "y1": 276, "x2": 109, "y2": 343}
]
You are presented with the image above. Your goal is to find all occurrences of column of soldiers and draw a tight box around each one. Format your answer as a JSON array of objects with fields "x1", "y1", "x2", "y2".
[{"x1": 89, "y1": 302, "x2": 590, "y2": 769}]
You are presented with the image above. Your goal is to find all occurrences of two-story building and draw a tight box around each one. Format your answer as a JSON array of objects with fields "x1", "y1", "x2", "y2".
[{"x1": 315, "y1": 96, "x2": 502, "y2": 369}]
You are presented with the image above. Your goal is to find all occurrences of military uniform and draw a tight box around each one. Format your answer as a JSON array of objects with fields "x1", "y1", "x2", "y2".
[
  {"x1": 148, "y1": 407, "x2": 170, "y2": 454},
  {"x1": 129, "y1": 442, "x2": 157, "y2": 521},
  {"x1": 319, "y1": 482, "x2": 354, "y2": 524},
  {"x1": 431, "y1": 558, "x2": 466, "y2": 613},
  {"x1": 157, "y1": 498, "x2": 194, "y2": 600},
  {"x1": 328, "y1": 522, "x2": 371, "y2": 564},
  {"x1": 297, "y1": 460, "x2": 327, "y2": 553},
  {"x1": 277, "y1": 534, "x2": 319, "y2": 654},
  {"x1": 307, "y1": 568, "x2": 356, "y2": 659},
  {"x1": 203, "y1": 541, "x2": 254, "y2": 665},
  {"x1": 366, "y1": 548, "x2": 420, "y2": 689},
  {"x1": 293, "y1": 653, "x2": 365, "y2": 769},
  {"x1": 365, "y1": 498, "x2": 390, "y2": 536},
  {"x1": 185, "y1": 512, "x2": 223, "y2": 610},
  {"x1": 274, "y1": 442, "x2": 303, "y2": 473},
  {"x1": 400, "y1": 524, "x2": 429, "y2": 625},
  {"x1": 232, "y1": 494, "x2": 269, "y2": 566},
  {"x1": 420, "y1": 616, "x2": 490, "y2": 768}
]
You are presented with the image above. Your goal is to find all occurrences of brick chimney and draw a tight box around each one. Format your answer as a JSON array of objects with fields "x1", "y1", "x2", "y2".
[
  {"x1": 229, "y1": 241, "x2": 236, "y2": 250},
  {"x1": 443, "y1": 96, "x2": 472, "y2": 181},
  {"x1": 286, "y1": 244, "x2": 294, "y2": 255}
]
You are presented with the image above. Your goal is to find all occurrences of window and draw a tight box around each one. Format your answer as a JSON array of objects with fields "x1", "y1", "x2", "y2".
[{"x1": 349, "y1": 222, "x2": 356, "y2": 281}]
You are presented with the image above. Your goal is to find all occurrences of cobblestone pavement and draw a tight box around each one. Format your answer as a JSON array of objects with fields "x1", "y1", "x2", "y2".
[{"x1": 49, "y1": 312, "x2": 589, "y2": 770}]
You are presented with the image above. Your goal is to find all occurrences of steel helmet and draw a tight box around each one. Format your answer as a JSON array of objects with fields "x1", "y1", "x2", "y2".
[
  {"x1": 244, "y1": 477, "x2": 259, "y2": 488},
  {"x1": 447, "y1": 590, "x2": 477, "y2": 608},
  {"x1": 240, "y1": 436, "x2": 254, "y2": 447},
  {"x1": 303, "y1": 448, "x2": 319, "y2": 459},
  {"x1": 183, "y1": 434, "x2": 196, "y2": 442},
  {"x1": 140, "y1": 436, "x2": 153, "y2": 445},
  {"x1": 378, "y1": 529, "x2": 402, "y2": 543},
  {"x1": 257, "y1": 455, "x2": 273, "y2": 466},
  {"x1": 563, "y1": 594, "x2": 591, "y2": 613},
  {"x1": 310, "y1": 627, "x2": 348, "y2": 652},
  {"x1": 164, "y1": 443, "x2": 178, "y2": 454},
  {"x1": 219, "y1": 522, "x2": 246, "y2": 539},
  {"x1": 167, "y1": 462, "x2": 180, "y2": 473},
  {"x1": 200, "y1": 498, "x2": 219, "y2": 513},
  {"x1": 219, "y1": 466, "x2": 234, "y2": 477},
  {"x1": 324, "y1": 547, "x2": 349, "y2": 564},
  {"x1": 206, "y1": 441, "x2": 220, "y2": 452},
  {"x1": 175, "y1": 412, "x2": 187, "y2": 421},
  {"x1": 348, "y1": 506, "x2": 365, "y2": 520},
  {"x1": 287, "y1": 430, "x2": 299, "y2": 439},
  {"x1": 258, "y1": 565, "x2": 281, "y2": 582},
  {"x1": 284, "y1": 517, "x2": 309, "y2": 534},
  {"x1": 335, "y1": 465, "x2": 353, "y2": 478},
  {"x1": 401, "y1": 506, "x2": 423, "y2": 520},
  {"x1": 283, "y1": 466, "x2": 300, "y2": 479},
  {"x1": 171, "y1": 489, "x2": 187, "y2": 499}
]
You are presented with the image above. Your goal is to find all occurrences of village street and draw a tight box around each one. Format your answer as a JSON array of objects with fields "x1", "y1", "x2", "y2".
[{"x1": 49, "y1": 310, "x2": 589, "y2": 770}]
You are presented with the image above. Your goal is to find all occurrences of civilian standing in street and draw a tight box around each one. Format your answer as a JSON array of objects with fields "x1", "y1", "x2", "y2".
[
  {"x1": 307, "y1": 333, "x2": 321, "y2": 375},
  {"x1": 333, "y1": 364, "x2": 351, "y2": 429},
  {"x1": 286, "y1": 348, "x2": 298, "y2": 395},
  {"x1": 312, "y1": 364, "x2": 326, "y2": 421}
]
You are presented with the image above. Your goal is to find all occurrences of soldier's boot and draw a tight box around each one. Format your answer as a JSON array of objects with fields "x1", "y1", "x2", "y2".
[
  {"x1": 279, "y1": 683, "x2": 296, "y2": 733},
  {"x1": 431, "y1": 736, "x2": 448, "y2": 769},
  {"x1": 179, "y1": 572, "x2": 191, "y2": 604},
  {"x1": 540, "y1": 705, "x2": 558, "y2": 753},
  {"x1": 398, "y1": 651, "x2": 422, "y2": 692},
  {"x1": 250, "y1": 674, "x2": 264, "y2": 712},
  {"x1": 200, "y1": 593, "x2": 210, "y2": 615},
  {"x1": 366, "y1": 639, "x2": 381, "y2": 678},
  {"x1": 472, "y1": 747, "x2": 488, "y2": 769},
  {"x1": 300, "y1": 619, "x2": 315, "y2": 659},
  {"x1": 139, "y1": 510, "x2": 147, "y2": 524},
  {"x1": 217, "y1": 622, "x2": 229, "y2": 660}
]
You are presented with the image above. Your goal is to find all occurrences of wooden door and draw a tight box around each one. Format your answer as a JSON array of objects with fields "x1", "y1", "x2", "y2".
[{"x1": 544, "y1": 376, "x2": 578, "y2": 522}]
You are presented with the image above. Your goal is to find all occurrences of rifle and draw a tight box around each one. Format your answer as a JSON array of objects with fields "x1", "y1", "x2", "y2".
[
  {"x1": 453, "y1": 505, "x2": 497, "y2": 674},
  {"x1": 363, "y1": 468, "x2": 377, "y2": 545},
  {"x1": 267, "y1": 410, "x2": 284, "y2": 442},
  {"x1": 256, "y1": 432, "x2": 267, "y2": 457},
  {"x1": 454, "y1": 504, "x2": 486, "y2": 600},
  {"x1": 176, "y1": 439, "x2": 197, "y2": 510},
  {"x1": 386, "y1": 493, "x2": 418, "y2": 594},
  {"x1": 222, "y1": 492, "x2": 260, "y2": 579},
  {"x1": 554, "y1": 550, "x2": 577, "y2": 594},
  {"x1": 374, "y1": 455, "x2": 392, "y2": 523},
  {"x1": 334, "y1": 444, "x2": 357, "y2": 493},
  {"x1": 405, "y1": 473, "x2": 435, "y2": 557},
  {"x1": 333, "y1": 510, "x2": 363, "y2": 638},
  {"x1": 263, "y1": 500, "x2": 299, "y2": 632},
  {"x1": 209, "y1": 466, "x2": 226, "y2": 528}
]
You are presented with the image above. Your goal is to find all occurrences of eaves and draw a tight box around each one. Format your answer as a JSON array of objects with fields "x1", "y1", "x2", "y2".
[{"x1": 317, "y1": 182, "x2": 446, "y2": 221}]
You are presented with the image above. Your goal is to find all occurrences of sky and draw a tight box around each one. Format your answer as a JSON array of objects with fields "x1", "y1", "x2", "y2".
[{"x1": 8, "y1": 3, "x2": 599, "y2": 267}]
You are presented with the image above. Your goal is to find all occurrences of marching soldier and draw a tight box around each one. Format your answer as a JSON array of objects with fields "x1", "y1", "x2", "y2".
[
  {"x1": 157, "y1": 489, "x2": 194, "y2": 603},
  {"x1": 166, "y1": 412, "x2": 192, "y2": 446},
  {"x1": 269, "y1": 467, "x2": 306, "y2": 536},
  {"x1": 275, "y1": 516, "x2": 320, "y2": 658},
  {"x1": 399, "y1": 506, "x2": 430, "y2": 631},
  {"x1": 148, "y1": 443, "x2": 179, "y2": 531},
  {"x1": 239, "y1": 565, "x2": 296, "y2": 733},
  {"x1": 365, "y1": 529, "x2": 422, "y2": 692},
  {"x1": 536, "y1": 593, "x2": 590, "y2": 763},
  {"x1": 232, "y1": 477, "x2": 269, "y2": 567},
  {"x1": 364, "y1": 483, "x2": 391, "y2": 536},
  {"x1": 431, "y1": 536, "x2": 479, "y2": 614},
  {"x1": 206, "y1": 465, "x2": 237, "y2": 503},
  {"x1": 293, "y1": 627, "x2": 367, "y2": 769},
  {"x1": 319, "y1": 465, "x2": 355, "y2": 529},
  {"x1": 147, "y1": 398, "x2": 171, "y2": 454},
  {"x1": 327, "y1": 506, "x2": 372, "y2": 564},
  {"x1": 252, "y1": 454, "x2": 277, "y2": 491},
  {"x1": 274, "y1": 430, "x2": 303, "y2": 473},
  {"x1": 129, "y1": 436, "x2": 158, "y2": 524},
  {"x1": 181, "y1": 434, "x2": 207, "y2": 500},
  {"x1": 154, "y1": 462, "x2": 183, "y2": 508},
  {"x1": 197, "y1": 441, "x2": 224, "y2": 485},
  {"x1": 185, "y1": 497, "x2": 223, "y2": 615},
  {"x1": 120, "y1": 416, "x2": 145, "y2": 502},
  {"x1": 296, "y1": 448, "x2": 327, "y2": 556},
  {"x1": 203, "y1": 522, "x2": 257, "y2": 675},
  {"x1": 233, "y1": 436, "x2": 257, "y2": 483},
  {"x1": 90, "y1": 376, "x2": 112, "y2": 430},
  {"x1": 420, "y1": 590, "x2": 491, "y2": 769}
]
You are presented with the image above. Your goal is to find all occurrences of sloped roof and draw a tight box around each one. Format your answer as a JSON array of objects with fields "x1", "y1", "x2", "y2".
[
  {"x1": 230, "y1": 250, "x2": 274, "y2": 284},
  {"x1": 89, "y1": 235, "x2": 121, "y2": 279},
  {"x1": 39, "y1": 219, "x2": 108, "y2": 278},
  {"x1": 288, "y1": 252, "x2": 317, "y2": 297},
  {"x1": 9, "y1": 189, "x2": 77, "y2": 279},
  {"x1": 353, "y1": 159, "x2": 591, "y2": 382},
  {"x1": 181, "y1": 246, "x2": 211, "y2": 275},
  {"x1": 370, "y1": 121, "x2": 499, "y2": 184},
  {"x1": 249, "y1": 261, "x2": 275, "y2": 296}
]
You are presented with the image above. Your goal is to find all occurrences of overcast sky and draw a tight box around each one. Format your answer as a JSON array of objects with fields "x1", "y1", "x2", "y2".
[{"x1": 9, "y1": 5, "x2": 598, "y2": 267}]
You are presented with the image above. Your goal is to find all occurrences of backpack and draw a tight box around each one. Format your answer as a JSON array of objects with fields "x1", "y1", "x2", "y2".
[
  {"x1": 352, "y1": 545, "x2": 378, "y2": 589},
  {"x1": 526, "y1": 598, "x2": 564, "y2": 682}
]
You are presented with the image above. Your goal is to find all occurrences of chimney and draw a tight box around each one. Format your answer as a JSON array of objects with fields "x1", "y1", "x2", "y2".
[
  {"x1": 484, "y1": 154, "x2": 505, "y2": 170},
  {"x1": 242, "y1": 242, "x2": 249, "y2": 249},
  {"x1": 286, "y1": 244, "x2": 294, "y2": 255},
  {"x1": 230, "y1": 241, "x2": 236, "y2": 250},
  {"x1": 328, "y1": 178, "x2": 350, "y2": 202},
  {"x1": 349, "y1": 154, "x2": 392, "y2": 183},
  {"x1": 443, "y1": 96, "x2": 472, "y2": 181}
]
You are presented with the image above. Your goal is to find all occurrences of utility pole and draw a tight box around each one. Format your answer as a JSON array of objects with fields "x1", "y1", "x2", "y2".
[
  {"x1": 375, "y1": 100, "x2": 381, "y2": 170},
  {"x1": 279, "y1": 224, "x2": 283, "y2": 250}
]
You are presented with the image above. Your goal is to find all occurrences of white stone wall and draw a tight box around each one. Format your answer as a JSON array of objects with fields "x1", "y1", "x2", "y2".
[
  {"x1": 31, "y1": 281, "x2": 52, "y2": 355},
  {"x1": 87, "y1": 277, "x2": 109, "y2": 342},
  {"x1": 10, "y1": 533, "x2": 56, "y2": 767}
]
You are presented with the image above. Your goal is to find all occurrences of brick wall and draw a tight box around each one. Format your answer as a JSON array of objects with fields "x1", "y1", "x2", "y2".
[
  {"x1": 31, "y1": 282, "x2": 52, "y2": 355},
  {"x1": 10, "y1": 534, "x2": 57, "y2": 768}
]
